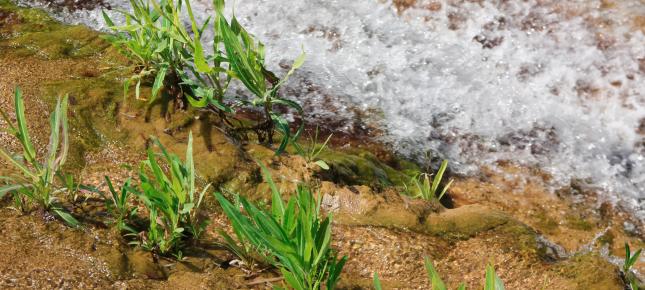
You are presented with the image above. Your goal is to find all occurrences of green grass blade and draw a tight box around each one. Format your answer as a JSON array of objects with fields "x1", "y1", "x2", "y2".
[
  {"x1": 152, "y1": 66, "x2": 168, "y2": 98},
  {"x1": 485, "y1": 264, "x2": 505, "y2": 290},
  {"x1": 373, "y1": 272, "x2": 383, "y2": 290},
  {"x1": 257, "y1": 161, "x2": 285, "y2": 219},
  {"x1": 431, "y1": 160, "x2": 449, "y2": 196},
  {"x1": 58, "y1": 95, "x2": 69, "y2": 168},
  {"x1": 425, "y1": 257, "x2": 447, "y2": 290},
  {"x1": 53, "y1": 208, "x2": 80, "y2": 228},
  {"x1": 186, "y1": 131, "x2": 195, "y2": 202},
  {"x1": 14, "y1": 87, "x2": 37, "y2": 164},
  {"x1": 0, "y1": 148, "x2": 37, "y2": 179},
  {"x1": 102, "y1": 10, "x2": 115, "y2": 27},
  {"x1": 0, "y1": 184, "x2": 22, "y2": 199},
  {"x1": 184, "y1": 0, "x2": 211, "y2": 73}
]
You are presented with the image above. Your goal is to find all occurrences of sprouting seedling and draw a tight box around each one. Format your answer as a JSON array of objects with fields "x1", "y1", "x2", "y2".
[
  {"x1": 624, "y1": 242, "x2": 642, "y2": 290},
  {"x1": 484, "y1": 263, "x2": 505, "y2": 290},
  {"x1": 425, "y1": 257, "x2": 444, "y2": 290},
  {"x1": 104, "y1": 0, "x2": 308, "y2": 154},
  {"x1": 292, "y1": 126, "x2": 332, "y2": 170},
  {"x1": 373, "y1": 272, "x2": 383, "y2": 290},
  {"x1": 624, "y1": 243, "x2": 642, "y2": 273},
  {"x1": 405, "y1": 160, "x2": 453, "y2": 201},
  {"x1": 103, "y1": 176, "x2": 137, "y2": 232},
  {"x1": 373, "y1": 257, "x2": 504, "y2": 290}
]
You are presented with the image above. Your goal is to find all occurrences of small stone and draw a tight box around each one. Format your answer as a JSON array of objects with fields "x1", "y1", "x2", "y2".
[{"x1": 623, "y1": 221, "x2": 637, "y2": 235}]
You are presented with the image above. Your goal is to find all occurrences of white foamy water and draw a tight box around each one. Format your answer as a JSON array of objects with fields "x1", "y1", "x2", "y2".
[{"x1": 17, "y1": 0, "x2": 645, "y2": 219}]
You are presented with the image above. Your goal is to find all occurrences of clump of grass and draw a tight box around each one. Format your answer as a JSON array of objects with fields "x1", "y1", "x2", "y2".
[
  {"x1": 292, "y1": 127, "x2": 332, "y2": 170},
  {"x1": 404, "y1": 160, "x2": 453, "y2": 202},
  {"x1": 215, "y1": 189, "x2": 273, "y2": 270},
  {"x1": 214, "y1": 5, "x2": 306, "y2": 152},
  {"x1": 102, "y1": 0, "x2": 194, "y2": 105},
  {"x1": 215, "y1": 163, "x2": 346, "y2": 289},
  {"x1": 128, "y1": 132, "x2": 210, "y2": 257},
  {"x1": 374, "y1": 257, "x2": 505, "y2": 290},
  {"x1": 103, "y1": 176, "x2": 137, "y2": 232},
  {"x1": 103, "y1": 0, "x2": 306, "y2": 154},
  {"x1": 0, "y1": 87, "x2": 79, "y2": 227},
  {"x1": 623, "y1": 242, "x2": 642, "y2": 290}
]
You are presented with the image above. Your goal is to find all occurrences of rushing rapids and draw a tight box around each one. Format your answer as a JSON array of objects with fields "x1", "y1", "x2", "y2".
[{"x1": 18, "y1": 0, "x2": 645, "y2": 220}]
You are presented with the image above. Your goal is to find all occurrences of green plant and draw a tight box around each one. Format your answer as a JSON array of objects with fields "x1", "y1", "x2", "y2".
[
  {"x1": 60, "y1": 172, "x2": 81, "y2": 203},
  {"x1": 426, "y1": 257, "x2": 504, "y2": 290},
  {"x1": 624, "y1": 242, "x2": 642, "y2": 290},
  {"x1": 0, "y1": 87, "x2": 79, "y2": 227},
  {"x1": 102, "y1": 0, "x2": 197, "y2": 105},
  {"x1": 103, "y1": 176, "x2": 137, "y2": 232},
  {"x1": 130, "y1": 132, "x2": 210, "y2": 256},
  {"x1": 215, "y1": 189, "x2": 273, "y2": 270},
  {"x1": 214, "y1": 5, "x2": 306, "y2": 153},
  {"x1": 404, "y1": 160, "x2": 453, "y2": 201},
  {"x1": 293, "y1": 127, "x2": 332, "y2": 170},
  {"x1": 104, "y1": 0, "x2": 306, "y2": 154},
  {"x1": 373, "y1": 257, "x2": 505, "y2": 290},
  {"x1": 215, "y1": 163, "x2": 346, "y2": 290}
]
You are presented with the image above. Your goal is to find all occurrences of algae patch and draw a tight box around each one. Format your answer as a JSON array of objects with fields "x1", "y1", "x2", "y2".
[
  {"x1": 0, "y1": 0, "x2": 108, "y2": 59},
  {"x1": 318, "y1": 148, "x2": 420, "y2": 188}
]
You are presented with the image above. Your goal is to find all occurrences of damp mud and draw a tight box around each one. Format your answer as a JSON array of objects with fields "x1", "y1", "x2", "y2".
[{"x1": 0, "y1": 1, "x2": 643, "y2": 289}]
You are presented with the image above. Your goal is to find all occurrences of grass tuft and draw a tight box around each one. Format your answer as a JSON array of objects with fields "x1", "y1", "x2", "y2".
[
  {"x1": 103, "y1": 176, "x2": 137, "y2": 232},
  {"x1": 215, "y1": 162, "x2": 346, "y2": 289},
  {"x1": 103, "y1": 0, "x2": 306, "y2": 154},
  {"x1": 623, "y1": 242, "x2": 643, "y2": 290},
  {"x1": 404, "y1": 160, "x2": 453, "y2": 202},
  {"x1": 0, "y1": 87, "x2": 80, "y2": 227},
  {"x1": 292, "y1": 127, "x2": 332, "y2": 170},
  {"x1": 127, "y1": 132, "x2": 210, "y2": 257}
]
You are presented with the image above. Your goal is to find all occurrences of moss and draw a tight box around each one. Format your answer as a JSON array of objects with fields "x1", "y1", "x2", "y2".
[
  {"x1": 317, "y1": 148, "x2": 420, "y2": 189},
  {"x1": 0, "y1": 0, "x2": 56, "y2": 36},
  {"x1": 420, "y1": 204, "x2": 511, "y2": 240},
  {"x1": 556, "y1": 253, "x2": 624, "y2": 290},
  {"x1": 564, "y1": 214, "x2": 594, "y2": 231},
  {"x1": 9, "y1": 25, "x2": 109, "y2": 59},
  {"x1": 533, "y1": 209, "x2": 559, "y2": 234},
  {"x1": 42, "y1": 78, "x2": 126, "y2": 172},
  {"x1": 496, "y1": 221, "x2": 544, "y2": 258},
  {"x1": 0, "y1": 0, "x2": 108, "y2": 59}
]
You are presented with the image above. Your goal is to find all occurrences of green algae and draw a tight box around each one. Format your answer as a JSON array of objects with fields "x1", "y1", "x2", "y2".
[
  {"x1": 317, "y1": 148, "x2": 420, "y2": 189},
  {"x1": 10, "y1": 25, "x2": 108, "y2": 59},
  {"x1": 533, "y1": 209, "x2": 559, "y2": 235},
  {"x1": 42, "y1": 77, "x2": 127, "y2": 172},
  {"x1": 0, "y1": 0, "x2": 126, "y2": 172},
  {"x1": 556, "y1": 253, "x2": 624, "y2": 290},
  {"x1": 0, "y1": 0, "x2": 108, "y2": 59},
  {"x1": 564, "y1": 214, "x2": 595, "y2": 231},
  {"x1": 421, "y1": 204, "x2": 511, "y2": 239}
]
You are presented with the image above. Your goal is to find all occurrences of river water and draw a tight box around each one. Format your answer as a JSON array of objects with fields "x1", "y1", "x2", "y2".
[{"x1": 18, "y1": 0, "x2": 645, "y2": 220}]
